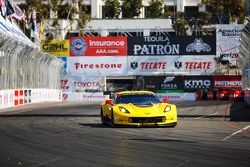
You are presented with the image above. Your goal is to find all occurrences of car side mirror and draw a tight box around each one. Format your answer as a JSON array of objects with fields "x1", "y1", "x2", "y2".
[
  {"x1": 163, "y1": 98, "x2": 168, "y2": 103},
  {"x1": 106, "y1": 99, "x2": 113, "y2": 105}
]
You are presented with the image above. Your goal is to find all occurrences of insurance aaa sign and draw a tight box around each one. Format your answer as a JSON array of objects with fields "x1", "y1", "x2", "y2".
[{"x1": 70, "y1": 36, "x2": 127, "y2": 56}]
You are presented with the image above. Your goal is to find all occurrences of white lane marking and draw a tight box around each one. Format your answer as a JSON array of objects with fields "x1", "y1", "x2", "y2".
[
  {"x1": 222, "y1": 125, "x2": 250, "y2": 141},
  {"x1": 31, "y1": 157, "x2": 63, "y2": 167},
  {"x1": 194, "y1": 112, "x2": 218, "y2": 120}
]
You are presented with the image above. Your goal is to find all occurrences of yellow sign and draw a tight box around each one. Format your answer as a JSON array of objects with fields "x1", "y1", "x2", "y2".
[{"x1": 41, "y1": 40, "x2": 69, "y2": 56}]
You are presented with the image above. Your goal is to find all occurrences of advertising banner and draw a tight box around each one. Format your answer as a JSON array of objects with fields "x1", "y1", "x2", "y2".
[
  {"x1": 128, "y1": 56, "x2": 215, "y2": 75},
  {"x1": 213, "y1": 75, "x2": 242, "y2": 90},
  {"x1": 135, "y1": 76, "x2": 184, "y2": 91},
  {"x1": 58, "y1": 57, "x2": 67, "y2": 74},
  {"x1": 216, "y1": 24, "x2": 244, "y2": 61},
  {"x1": 68, "y1": 56, "x2": 128, "y2": 76},
  {"x1": 127, "y1": 36, "x2": 216, "y2": 56},
  {"x1": 62, "y1": 92, "x2": 106, "y2": 102},
  {"x1": 183, "y1": 76, "x2": 212, "y2": 92},
  {"x1": 157, "y1": 93, "x2": 196, "y2": 101},
  {"x1": 70, "y1": 36, "x2": 127, "y2": 56},
  {"x1": 61, "y1": 74, "x2": 104, "y2": 92},
  {"x1": 41, "y1": 40, "x2": 70, "y2": 56}
]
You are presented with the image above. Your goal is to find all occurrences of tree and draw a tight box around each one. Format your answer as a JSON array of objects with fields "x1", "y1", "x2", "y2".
[
  {"x1": 201, "y1": 0, "x2": 247, "y2": 24},
  {"x1": 147, "y1": 0, "x2": 163, "y2": 18},
  {"x1": 103, "y1": 0, "x2": 121, "y2": 18},
  {"x1": 23, "y1": 0, "x2": 91, "y2": 39},
  {"x1": 122, "y1": 0, "x2": 143, "y2": 18}
]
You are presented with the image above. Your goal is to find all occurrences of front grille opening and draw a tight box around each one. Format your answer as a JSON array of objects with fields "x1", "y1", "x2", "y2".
[{"x1": 129, "y1": 117, "x2": 165, "y2": 123}]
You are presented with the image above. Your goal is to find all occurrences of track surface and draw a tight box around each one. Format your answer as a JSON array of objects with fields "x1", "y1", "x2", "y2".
[{"x1": 0, "y1": 101, "x2": 250, "y2": 167}]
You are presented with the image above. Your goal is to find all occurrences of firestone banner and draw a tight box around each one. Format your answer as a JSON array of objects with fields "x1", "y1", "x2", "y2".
[
  {"x1": 128, "y1": 56, "x2": 215, "y2": 75},
  {"x1": 41, "y1": 40, "x2": 70, "y2": 56},
  {"x1": 68, "y1": 56, "x2": 127, "y2": 76},
  {"x1": 70, "y1": 36, "x2": 127, "y2": 56},
  {"x1": 216, "y1": 24, "x2": 245, "y2": 61},
  {"x1": 127, "y1": 36, "x2": 216, "y2": 56}
]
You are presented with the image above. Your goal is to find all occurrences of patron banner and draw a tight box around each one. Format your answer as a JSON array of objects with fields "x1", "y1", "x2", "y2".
[
  {"x1": 213, "y1": 75, "x2": 242, "y2": 90},
  {"x1": 216, "y1": 24, "x2": 244, "y2": 61},
  {"x1": 41, "y1": 40, "x2": 70, "y2": 56},
  {"x1": 127, "y1": 36, "x2": 216, "y2": 56},
  {"x1": 128, "y1": 56, "x2": 215, "y2": 75},
  {"x1": 68, "y1": 56, "x2": 128, "y2": 76},
  {"x1": 70, "y1": 36, "x2": 127, "y2": 56}
]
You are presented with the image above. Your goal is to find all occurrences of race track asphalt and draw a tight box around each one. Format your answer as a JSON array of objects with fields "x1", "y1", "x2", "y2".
[{"x1": 0, "y1": 101, "x2": 250, "y2": 167}]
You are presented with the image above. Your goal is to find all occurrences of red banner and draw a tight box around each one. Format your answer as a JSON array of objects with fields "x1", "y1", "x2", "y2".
[
  {"x1": 213, "y1": 75, "x2": 242, "y2": 90},
  {"x1": 70, "y1": 36, "x2": 127, "y2": 56}
]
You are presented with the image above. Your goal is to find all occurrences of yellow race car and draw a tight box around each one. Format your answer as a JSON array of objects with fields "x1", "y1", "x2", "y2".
[{"x1": 100, "y1": 91, "x2": 177, "y2": 127}]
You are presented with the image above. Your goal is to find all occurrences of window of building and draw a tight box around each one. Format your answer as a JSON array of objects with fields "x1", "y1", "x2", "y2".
[{"x1": 184, "y1": 6, "x2": 199, "y2": 18}]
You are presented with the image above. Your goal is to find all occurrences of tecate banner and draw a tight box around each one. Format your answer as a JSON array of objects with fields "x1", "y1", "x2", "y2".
[
  {"x1": 183, "y1": 76, "x2": 212, "y2": 91},
  {"x1": 128, "y1": 56, "x2": 215, "y2": 75},
  {"x1": 127, "y1": 36, "x2": 216, "y2": 56},
  {"x1": 216, "y1": 24, "x2": 244, "y2": 61},
  {"x1": 70, "y1": 36, "x2": 127, "y2": 56},
  {"x1": 61, "y1": 74, "x2": 104, "y2": 92},
  {"x1": 68, "y1": 56, "x2": 128, "y2": 76},
  {"x1": 213, "y1": 75, "x2": 242, "y2": 90}
]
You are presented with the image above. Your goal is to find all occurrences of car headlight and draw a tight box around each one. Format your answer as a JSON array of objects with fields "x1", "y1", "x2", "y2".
[
  {"x1": 118, "y1": 106, "x2": 130, "y2": 114},
  {"x1": 164, "y1": 105, "x2": 171, "y2": 112}
]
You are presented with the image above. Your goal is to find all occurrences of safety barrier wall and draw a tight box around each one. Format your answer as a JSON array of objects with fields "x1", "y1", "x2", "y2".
[
  {"x1": 245, "y1": 90, "x2": 250, "y2": 104},
  {"x1": 0, "y1": 89, "x2": 62, "y2": 110},
  {"x1": 0, "y1": 15, "x2": 64, "y2": 109}
]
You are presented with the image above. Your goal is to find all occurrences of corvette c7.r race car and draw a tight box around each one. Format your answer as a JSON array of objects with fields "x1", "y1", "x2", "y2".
[{"x1": 100, "y1": 91, "x2": 177, "y2": 127}]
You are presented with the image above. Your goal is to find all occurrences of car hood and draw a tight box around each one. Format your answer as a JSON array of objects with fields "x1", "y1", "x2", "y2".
[{"x1": 115, "y1": 103, "x2": 168, "y2": 116}]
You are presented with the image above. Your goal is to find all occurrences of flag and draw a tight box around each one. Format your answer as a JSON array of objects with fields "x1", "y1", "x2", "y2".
[
  {"x1": 0, "y1": 0, "x2": 6, "y2": 16},
  {"x1": 38, "y1": 19, "x2": 44, "y2": 38},
  {"x1": 5, "y1": 0, "x2": 14, "y2": 16},
  {"x1": 30, "y1": 12, "x2": 38, "y2": 38},
  {"x1": 12, "y1": 3, "x2": 24, "y2": 21}
]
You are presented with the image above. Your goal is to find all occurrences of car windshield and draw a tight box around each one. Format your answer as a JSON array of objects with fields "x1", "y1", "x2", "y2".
[{"x1": 116, "y1": 94, "x2": 161, "y2": 105}]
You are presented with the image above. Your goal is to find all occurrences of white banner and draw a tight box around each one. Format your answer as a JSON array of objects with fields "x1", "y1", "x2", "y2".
[
  {"x1": 216, "y1": 24, "x2": 245, "y2": 61},
  {"x1": 68, "y1": 56, "x2": 127, "y2": 76},
  {"x1": 128, "y1": 56, "x2": 215, "y2": 75},
  {"x1": 62, "y1": 92, "x2": 107, "y2": 102},
  {"x1": 61, "y1": 74, "x2": 104, "y2": 92},
  {"x1": 157, "y1": 93, "x2": 196, "y2": 102}
]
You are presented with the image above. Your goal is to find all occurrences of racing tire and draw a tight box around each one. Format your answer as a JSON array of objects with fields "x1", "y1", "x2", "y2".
[
  {"x1": 110, "y1": 110, "x2": 115, "y2": 126},
  {"x1": 100, "y1": 108, "x2": 106, "y2": 125}
]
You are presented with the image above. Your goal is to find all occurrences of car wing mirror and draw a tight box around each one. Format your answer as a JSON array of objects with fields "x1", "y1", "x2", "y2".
[
  {"x1": 163, "y1": 98, "x2": 168, "y2": 103},
  {"x1": 106, "y1": 99, "x2": 113, "y2": 105}
]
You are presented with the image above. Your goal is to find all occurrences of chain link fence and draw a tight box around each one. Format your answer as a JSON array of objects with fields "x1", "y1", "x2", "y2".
[{"x1": 0, "y1": 16, "x2": 64, "y2": 91}]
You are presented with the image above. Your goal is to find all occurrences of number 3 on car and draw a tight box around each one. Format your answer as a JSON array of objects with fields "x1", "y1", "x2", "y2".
[{"x1": 100, "y1": 91, "x2": 177, "y2": 127}]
